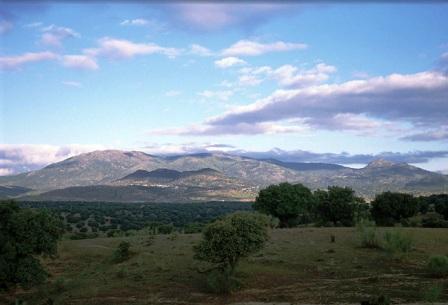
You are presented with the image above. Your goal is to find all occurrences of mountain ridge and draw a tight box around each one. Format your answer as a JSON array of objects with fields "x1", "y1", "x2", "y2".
[{"x1": 1, "y1": 149, "x2": 447, "y2": 201}]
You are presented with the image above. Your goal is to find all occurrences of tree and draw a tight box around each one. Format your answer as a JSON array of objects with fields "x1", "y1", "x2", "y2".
[
  {"x1": 315, "y1": 186, "x2": 365, "y2": 226},
  {"x1": 371, "y1": 192, "x2": 419, "y2": 226},
  {"x1": 0, "y1": 200, "x2": 63, "y2": 291},
  {"x1": 253, "y1": 183, "x2": 315, "y2": 227},
  {"x1": 194, "y1": 212, "x2": 269, "y2": 293}
]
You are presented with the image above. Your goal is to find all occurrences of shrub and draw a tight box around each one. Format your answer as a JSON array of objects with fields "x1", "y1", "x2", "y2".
[
  {"x1": 371, "y1": 192, "x2": 419, "y2": 226},
  {"x1": 315, "y1": 186, "x2": 364, "y2": 227},
  {"x1": 53, "y1": 277, "x2": 66, "y2": 293},
  {"x1": 383, "y1": 230, "x2": 413, "y2": 259},
  {"x1": 422, "y1": 284, "x2": 444, "y2": 303},
  {"x1": 253, "y1": 183, "x2": 315, "y2": 227},
  {"x1": 0, "y1": 200, "x2": 63, "y2": 291},
  {"x1": 194, "y1": 212, "x2": 270, "y2": 294},
  {"x1": 112, "y1": 241, "x2": 131, "y2": 263},
  {"x1": 428, "y1": 255, "x2": 448, "y2": 277},
  {"x1": 158, "y1": 224, "x2": 174, "y2": 234},
  {"x1": 205, "y1": 268, "x2": 240, "y2": 294},
  {"x1": 421, "y1": 213, "x2": 448, "y2": 228},
  {"x1": 357, "y1": 219, "x2": 380, "y2": 249}
]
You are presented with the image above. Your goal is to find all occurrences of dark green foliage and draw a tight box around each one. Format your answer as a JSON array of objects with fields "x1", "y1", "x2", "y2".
[
  {"x1": 432, "y1": 194, "x2": 448, "y2": 219},
  {"x1": 428, "y1": 255, "x2": 448, "y2": 277},
  {"x1": 20, "y1": 201, "x2": 252, "y2": 234},
  {"x1": 158, "y1": 224, "x2": 174, "y2": 234},
  {"x1": 112, "y1": 241, "x2": 131, "y2": 263},
  {"x1": 0, "y1": 200, "x2": 63, "y2": 291},
  {"x1": 184, "y1": 222, "x2": 204, "y2": 234},
  {"x1": 205, "y1": 267, "x2": 240, "y2": 294},
  {"x1": 315, "y1": 186, "x2": 364, "y2": 226},
  {"x1": 371, "y1": 192, "x2": 419, "y2": 226},
  {"x1": 422, "y1": 284, "x2": 443, "y2": 303},
  {"x1": 194, "y1": 212, "x2": 270, "y2": 270},
  {"x1": 421, "y1": 212, "x2": 448, "y2": 228},
  {"x1": 253, "y1": 183, "x2": 315, "y2": 227},
  {"x1": 194, "y1": 212, "x2": 269, "y2": 293}
]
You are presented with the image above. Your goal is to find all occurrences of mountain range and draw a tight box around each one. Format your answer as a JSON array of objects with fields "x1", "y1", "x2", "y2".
[{"x1": 0, "y1": 150, "x2": 447, "y2": 202}]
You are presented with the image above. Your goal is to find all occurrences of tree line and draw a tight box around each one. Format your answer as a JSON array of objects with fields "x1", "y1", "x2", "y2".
[{"x1": 254, "y1": 182, "x2": 448, "y2": 228}]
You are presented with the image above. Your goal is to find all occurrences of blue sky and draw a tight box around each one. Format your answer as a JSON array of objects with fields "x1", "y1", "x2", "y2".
[{"x1": 1, "y1": 2, "x2": 448, "y2": 175}]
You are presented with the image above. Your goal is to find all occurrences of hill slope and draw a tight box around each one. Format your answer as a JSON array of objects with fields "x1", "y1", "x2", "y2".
[{"x1": 1, "y1": 150, "x2": 447, "y2": 201}]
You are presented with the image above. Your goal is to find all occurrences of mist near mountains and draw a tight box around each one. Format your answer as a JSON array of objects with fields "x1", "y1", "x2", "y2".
[{"x1": 0, "y1": 150, "x2": 447, "y2": 202}]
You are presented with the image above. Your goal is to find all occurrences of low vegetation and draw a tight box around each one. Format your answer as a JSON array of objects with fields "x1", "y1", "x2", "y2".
[
  {"x1": 428, "y1": 254, "x2": 448, "y2": 277},
  {"x1": 0, "y1": 200, "x2": 63, "y2": 291},
  {"x1": 2, "y1": 185, "x2": 448, "y2": 304},
  {"x1": 194, "y1": 212, "x2": 270, "y2": 293}
]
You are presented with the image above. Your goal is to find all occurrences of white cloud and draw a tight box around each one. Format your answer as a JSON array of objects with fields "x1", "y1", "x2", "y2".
[
  {"x1": 150, "y1": 70, "x2": 448, "y2": 136},
  {"x1": 214, "y1": 56, "x2": 247, "y2": 69},
  {"x1": 0, "y1": 51, "x2": 57, "y2": 70},
  {"x1": 147, "y1": 121, "x2": 307, "y2": 136},
  {"x1": 271, "y1": 63, "x2": 336, "y2": 87},
  {"x1": 401, "y1": 126, "x2": 448, "y2": 142},
  {"x1": 62, "y1": 81, "x2": 82, "y2": 88},
  {"x1": 237, "y1": 63, "x2": 336, "y2": 88},
  {"x1": 120, "y1": 18, "x2": 149, "y2": 26},
  {"x1": 0, "y1": 144, "x2": 105, "y2": 175},
  {"x1": 141, "y1": 142, "x2": 235, "y2": 155},
  {"x1": 222, "y1": 39, "x2": 307, "y2": 56},
  {"x1": 189, "y1": 44, "x2": 213, "y2": 56},
  {"x1": 40, "y1": 25, "x2": 80, "y2": 47},
  {"x1": 84, "y1": 37, "x2": 181, "y2": 59},
  {"x1": 0, "y1": 168, "x2": 14, "y2": 176},
  {"x1": 61, "y1": 55, "x2": 98, "y2": 70}
]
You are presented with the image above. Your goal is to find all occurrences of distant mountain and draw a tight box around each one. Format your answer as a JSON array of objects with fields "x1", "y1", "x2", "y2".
[
  {"x1": 1, "y1": 150, "x2": 447, "y2": 202},
  {"x1": 0, "y1": 185, "x2": 32, "y2": 198},
  {"x1": 119, "y1": 168, "x2": 221, "y2": 183},
  {"x1": 264, "y1": 159, "x2": 347, "y2": 171},
  {"x1": 119, "y1": 169, "x2": 183, "y2": 182}
]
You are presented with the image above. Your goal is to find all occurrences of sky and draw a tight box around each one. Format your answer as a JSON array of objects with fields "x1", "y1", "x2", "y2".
[{"x1": 1, "y1": 1, "x2": 448, "y2": 175}]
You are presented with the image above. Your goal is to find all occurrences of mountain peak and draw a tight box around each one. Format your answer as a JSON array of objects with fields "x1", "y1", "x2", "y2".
[{"x1": 366, "y1": 159, "x2": 397, "y2": 168}]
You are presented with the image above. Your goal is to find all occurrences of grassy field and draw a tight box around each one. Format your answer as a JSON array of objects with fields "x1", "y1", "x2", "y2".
[{"x1": 4, "y1": 227, "x2": 448, "y2": 305}]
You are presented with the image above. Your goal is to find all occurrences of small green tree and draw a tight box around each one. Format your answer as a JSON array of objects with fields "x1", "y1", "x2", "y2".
[
  {"x1": 253, "y1": 182, "x2": 315, "y2": 227},
  {"x1": 371, "y1": 192, "x2": 419, "y2": 226},
  {"x1": 0, "y1": 200, "x2": 63, "y2": 291},
  {"x1": 194, "y1": 212, "x2": 270, "y2": 293},
  {"x1": 112, "y1": 241, "x2": 131, "y2": 263},
  {"x1": 315, "y1": 186, "x2": 364, "y2": 226}
]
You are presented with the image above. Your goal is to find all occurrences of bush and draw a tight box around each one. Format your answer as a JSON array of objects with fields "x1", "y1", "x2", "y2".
[
  {"x1": 112, "y1": 241, "x2": 131, "y2": 263},
  {"x1": 53, "y1": 277, "x2": 66, "y2": 293},
  {"x1": 383, "y1": 230, "x2": 413, "y2": 259},
  {"x1": 422, "y1": 284, "x2": 444, "y2": 303},
  {"x1": 194, "y1": 212, "x2": 270, "y2": 294},
  {"x1": 158, "y1": 224, "x2": 174, "y2": 234},
  {"x1": 254, "y1": 183, "x2": 315, "y2": 227},
  {"x1": 371, "y1": 192, "x2": 419, "y2": 226},
  {"x1": 315, "y1": 186, "x2": 364, "y2": 227},
  {"x1": 421, "y1": 213, "x2": 448, "y2": 228},
  {"x1": 357, "y1": 220, "x2": 380, "y2": 249},
  {"x1": 0, "y1": 200, "x2": 63, "y2": 291},
  {"x1": 428, "y1": 255, "x2": 448, "y2": 277},
  {"x1": 205, "y1": 268, "x2": 240, "y2": 294}
]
